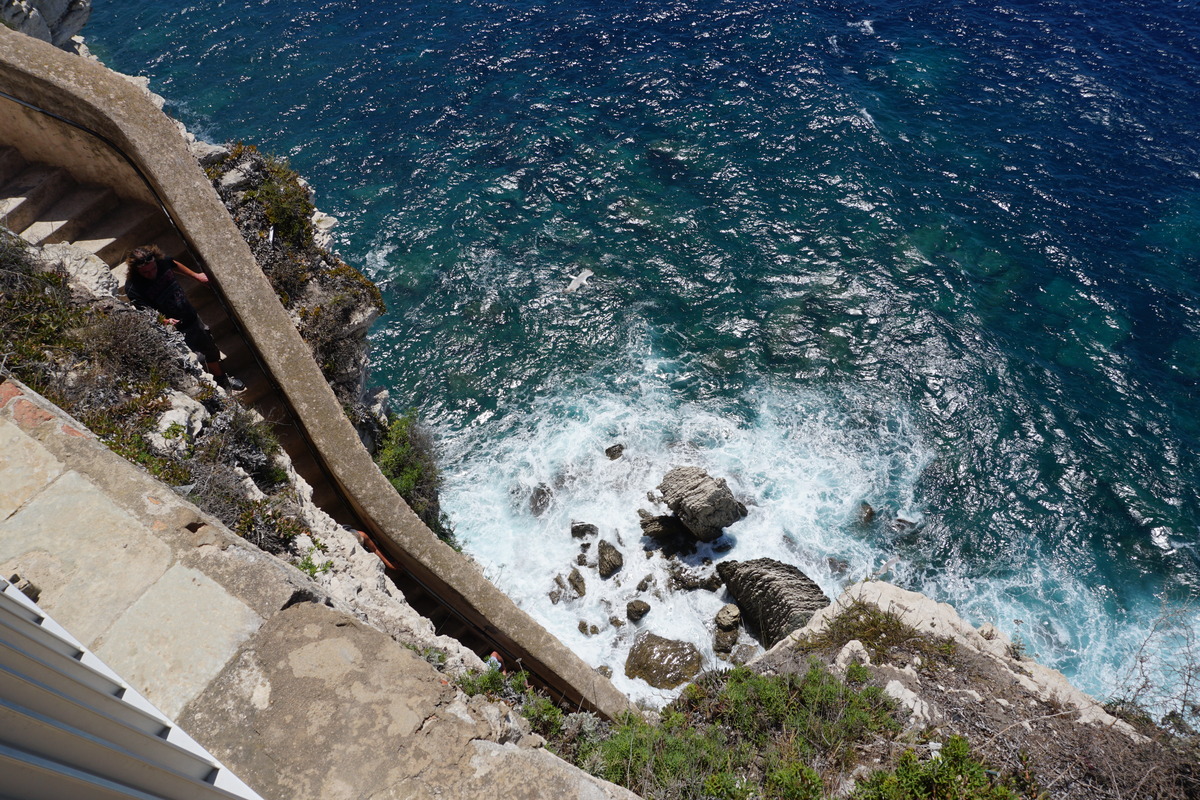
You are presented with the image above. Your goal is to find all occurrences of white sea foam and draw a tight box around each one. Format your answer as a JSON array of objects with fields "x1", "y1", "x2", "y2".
[{"x1": 439, "y1": 353, "x2": 931, "y2": 703}]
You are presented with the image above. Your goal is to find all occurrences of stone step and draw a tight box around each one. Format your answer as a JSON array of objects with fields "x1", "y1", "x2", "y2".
[
  {"x1": 20, "y1": 184, "x2": 117, "y2": 246},
  {"x1": 0, "y1": 164, "x2": 73, "y2": 234},
  {"x1": 75, "y1": 203, "x2": 165, "y2": 267}
]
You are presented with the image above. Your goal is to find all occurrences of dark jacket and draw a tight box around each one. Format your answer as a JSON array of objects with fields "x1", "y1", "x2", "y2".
[{"x1": 124, "y1": 259, "x2": 198, "y2": 326}]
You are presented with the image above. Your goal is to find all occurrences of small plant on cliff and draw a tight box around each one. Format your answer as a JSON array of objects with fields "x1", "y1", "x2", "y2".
[
  {"x1": 457, "y1": 666, "x2": 529, "y2": 700},
  {"x1": 242, "y1": 150, "x2": 315, "y2": 249},
  {"x1": 375, "y1": 410, "x2": 459, "y2": 548},
  {"x1": 296, "y1": 547, "x2": 333, "y2": 578},
  {"x1": 796, "y1": 598, "x2": 956, "y2": 669},
  {"x1": 851, "y1": 735, "x2": 1045, "y2": 800},
  {"x1": 563, "y1": 662, "x2": 902, "y2": 800}
]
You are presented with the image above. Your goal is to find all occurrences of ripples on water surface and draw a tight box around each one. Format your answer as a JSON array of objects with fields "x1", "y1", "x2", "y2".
[{"x1": 89, "y1": 0, "x2": 1200, "y2": 703}]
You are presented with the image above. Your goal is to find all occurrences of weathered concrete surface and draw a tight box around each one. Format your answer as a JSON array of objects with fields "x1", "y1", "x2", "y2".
[
  {"x1": 0, "y1": 28, "x2": 630, "y2": 719},
  {"x1": 95, "y1": 564, "x2": 263, "y2": 719},
  {"x1": 0, "y1": 379, "x2": 641, "y2": 799},
  {"x1": 0, "y1": 468, "x2": 174, "y2": 645},
  {"x1": 181, "y1": 602, "x2": 641, "y2": 800}
]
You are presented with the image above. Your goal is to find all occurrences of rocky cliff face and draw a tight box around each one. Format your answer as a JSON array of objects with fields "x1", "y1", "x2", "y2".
[
  {"x1": 1, "y1": 0, "x2": 90, "y2": 48},
  {"x1": 198, "y1": 142, "x2": 390, "y2": 450},
  {"x1": 751, "y1": 581, "x2": 1198, "y2": 799}
]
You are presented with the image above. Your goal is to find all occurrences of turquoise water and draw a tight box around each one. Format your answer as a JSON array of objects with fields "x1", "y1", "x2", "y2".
[{"x1": 88, "y1": 0, "x2": 1200, "y2": 704}]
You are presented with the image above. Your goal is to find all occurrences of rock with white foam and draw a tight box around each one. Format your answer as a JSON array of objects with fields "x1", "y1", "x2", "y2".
[{"x1": 657, "y1": 466, "x2": 747, "y2": 542}]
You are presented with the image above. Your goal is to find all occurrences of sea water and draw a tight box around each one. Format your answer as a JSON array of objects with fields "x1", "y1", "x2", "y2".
[{"x1": 87, "y1": 0, "x2": 1200, "y2": 706}]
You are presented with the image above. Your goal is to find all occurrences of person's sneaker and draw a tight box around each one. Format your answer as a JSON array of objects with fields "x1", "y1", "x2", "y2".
[{"x1": 217, "y1": 374, "x2": 246, "y2": 392}]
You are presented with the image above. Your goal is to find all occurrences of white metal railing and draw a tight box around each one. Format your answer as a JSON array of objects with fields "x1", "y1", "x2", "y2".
[{"x1": 0, "y1": 577, "x2": 264, "y2": 800}]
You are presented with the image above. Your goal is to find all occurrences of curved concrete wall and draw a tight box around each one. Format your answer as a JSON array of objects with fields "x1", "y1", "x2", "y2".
[{"x1": 0, "y1": 28, "x2": 631, "y2": 718}]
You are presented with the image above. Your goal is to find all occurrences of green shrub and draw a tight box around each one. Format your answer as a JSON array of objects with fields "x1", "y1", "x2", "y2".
[
  {"x1": 521, "y1": 693, "x2": 565, "y2": 738},
  {"x1": 375, "y1": 410, "x2": 459, "y2": 547},
  {"x1": 568, "y1": 662, "x2": 903, "y2": 799},
  {"x1": 0, "y1": 232, "x2": 82, "y2": 379},
  {"x1": 245, "y1": 153, "x2": 315, "y2": 249},
  {"x1": 851, "y1": 736, "x2": 1026, "y2": 800},
  {"x1": 766, "y1": 763, "x2": 824, "y2": 800}
]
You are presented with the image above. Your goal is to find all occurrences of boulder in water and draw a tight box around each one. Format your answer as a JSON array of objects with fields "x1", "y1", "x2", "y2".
[
  {"x1": 625, "y1": 632, "x2": 702, "y2": 689},
  {"x1": 597, "y1": 540, "x2": 623, "y2": 578},
  {"x1": 626, "y1": 600, "x2": 650, "y2": 622},
  {"x1": 715, "y1": 603, "x2": 741, "y2": 631},
  {"x1": 571, "y1": 520, "x2": 598, "y2": 538},
  {"x1": 605, "y1": 443, "x2": 625, "y2": 460},
  {"x1": 637, "y1": 509, "x2": 697, "y2": 557},
  {"x1": 716, "y1": 558, "x2": 829, "y2": 647},
  {"x1": 530, "y1": 484, "x2": 553, "y2": 516},
  {"x1": 567, "y1": 568, "x2": 586, "y2": 597},
  {"x1": 657, "y1": 467, "x2": 747, "y2": 542}
]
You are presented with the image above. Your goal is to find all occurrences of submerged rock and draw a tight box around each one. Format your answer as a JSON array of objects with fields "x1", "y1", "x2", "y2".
[
  {"x1": 625, "y1": 632, "x2": 702, "y2": 689},
  {"x1": 597, "y1": 540, "x2": 623, "y2": 578},
  {"x1": 657, "y1": 466, "x2": 747, "y2": 542},
  {"x1": 530, "y1": 484, "x2": 553, "y2": 516},
  {"x1": 716, "y1": 558, "x2": 829, "y2": 647},
  {"x1": 667, "y1": 562, "x2": 723, "y2": 592}
]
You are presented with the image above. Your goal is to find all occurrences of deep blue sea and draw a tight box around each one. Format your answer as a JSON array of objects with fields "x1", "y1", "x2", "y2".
[{"x1": 88, "y1": 0, "x2": 1200, "y2": 705}]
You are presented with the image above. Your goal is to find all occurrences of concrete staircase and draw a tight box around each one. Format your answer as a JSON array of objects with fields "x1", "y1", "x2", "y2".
[
  {"x1": 0, "y1": 145, "x2": 352, "y2": 521},
  {"x1": 0, "y1": 147, "x2": 501, "y2": 653}
]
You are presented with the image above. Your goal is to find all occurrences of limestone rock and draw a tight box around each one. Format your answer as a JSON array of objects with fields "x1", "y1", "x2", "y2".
[
  {"x1": 605, "y1": 443, "x2": 625, "y2": 459},
  {"x1": 715, "y1": 603, "x2": 741, "y2": 631},
  {"x1": 38, "y1": 242, "x2": 118, "y2": 299},
  {"x1": 567, "y1": 568, "x2": 586, "y2": 597},
  {"x1": 1, "y1": 0, "x2": 91, "y2": 47},
  {"x1": 637, "y1": 509, "x2": 696, "y2": 556},
  {"x1": 597, "y1": 540, "x2": 623, "y2": 578},
  {"x1": 571, "y1": 520, "x2": 598, "y2": 538},
  {"x1": 626, "y1": 600, "x2": 650, "y2": 622},
  {"x1": 716, "y1": 558, "x2": 829, "y2": 647},
  {"x1": 714, "y1": 628, "x2": 739, "y2": 654},
  {"x1": 657, "y1": 466, "x2": 747, "y2": 542},
  {"x1": 148, "y1": 392, "x2": 211, "y2": 457},
  {"x1": 624, "y1": 631, "x2": 702, "y2": 689}
]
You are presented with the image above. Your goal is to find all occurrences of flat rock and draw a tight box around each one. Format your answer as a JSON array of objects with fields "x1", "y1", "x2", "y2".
[
  {"x1": 624, "y1": 631, "x2": 701, "y2": 689},
  {"x1": 715, "y1": 558, "x2": 829, "y2": 647},
  {"x1": 657, "y1": 466, "x2": 747, "y2": 542}
]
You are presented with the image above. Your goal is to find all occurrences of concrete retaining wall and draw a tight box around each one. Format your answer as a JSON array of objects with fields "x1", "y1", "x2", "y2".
[{"x1": 0, "y1": 27, "x2": 630, "y2": 718}]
